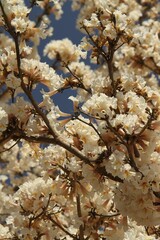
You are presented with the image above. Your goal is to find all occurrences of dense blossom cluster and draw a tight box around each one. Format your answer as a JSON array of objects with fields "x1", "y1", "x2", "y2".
[{"x1": 0, "y1": 0, "x2": 160, "y2": 239}]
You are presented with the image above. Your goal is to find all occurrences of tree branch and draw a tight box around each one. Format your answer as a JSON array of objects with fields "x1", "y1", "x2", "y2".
[{"x1": 76, "y1": 194, "x2": 84, "y2": 240}]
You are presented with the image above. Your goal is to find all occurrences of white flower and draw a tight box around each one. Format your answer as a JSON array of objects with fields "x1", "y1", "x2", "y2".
[
  {"x1": 124, "y1": 219, "x2": 156, "y2": 240},
  {"x1": 21, "y1": 58, "x2": 63, "y2": 90},
  {"x1": 124, "y1": 91, "x2": 149, "y2": 122},
  {"x1": 115, "y1": 178, "x2": 160, "y2": 226},
  {"x1": 9, "y1": 97, "x2": 30, "y2": 122},
  {"x1": 83, "y1": 13, "x2": 100, "y2": 28},
  {"x1": 11, "y1": 17, "x2": 28, "y2": 33},
  {"x1": 111, "y1": 114, "x2": 140, "y2": 134},
  {"x1": 82, "y1": 93, "x2": 117, "y2": 118},
  {"x1": 0, "y1": 224, "x2": 11, "y2": 238},
  {"x1": 6, "y1": 73, "x2": 20, "y2": 89},
  {"x1": 44, "y1": 38, "x2": 86, "y2": 63},
  {"x1": 65, "y1": 118, "x2": 100, "y2": 155},
  {"x1": 103, "y1": 150, "x2": 135, "y2": 180},
  {"x1": 103, "y1": 23, "x2": 117, "y2": 39},
  {"x1": 114, "y1": 10, "x2": 128, "y2": 31},
  {"x1": 0, "y1": 107, "x2": 8, "y2": 134}
]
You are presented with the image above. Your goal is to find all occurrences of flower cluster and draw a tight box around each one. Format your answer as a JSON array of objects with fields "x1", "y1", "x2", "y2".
[{"x1": 0, "y1": 0, "x2": 160, "y2": 239}]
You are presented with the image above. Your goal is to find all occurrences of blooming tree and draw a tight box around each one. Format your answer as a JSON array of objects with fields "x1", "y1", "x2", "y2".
[{"x1": 0, "y1": 0, "x2": 160, "y2": 239}]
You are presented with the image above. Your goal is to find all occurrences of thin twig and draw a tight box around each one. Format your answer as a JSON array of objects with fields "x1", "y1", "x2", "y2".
[
  {"x1": 76, "y1": 194, "x2": 84, "y2": 240},
  {"x1": 64, "y1": 63, "x2": 92, "y2": 94},
  {"x1": 77, "y1": 116, "x2": 107, "y2": 147},
  {"x1": 47, "y1": 214, "x2": 77, "y2": 239}
]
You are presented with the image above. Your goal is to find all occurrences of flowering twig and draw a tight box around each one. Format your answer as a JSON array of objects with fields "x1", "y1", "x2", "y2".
[
  {"x1": 64, "y1": 63, "x2": 92, "y2": 94},
  {"x1": 46, "y1": 214, "x2": 77, "y2": 239}
]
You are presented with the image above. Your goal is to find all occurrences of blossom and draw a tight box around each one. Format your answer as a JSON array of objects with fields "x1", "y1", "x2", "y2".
[
  {"x1": 110, "y1": 114, "x2": 140, "y2": 134},
  {"x1": 11, "y1": 16, "x2": 28, "y2": 33},
  {"x1": 0, "y1": 224, "x2": 11, "y2": 238},
  {"x1": 44, "y1": 38, "x2": 87, "y2": 63},
  {"x1": 36, "y1": 0, "x2": 65, "y2": 20},
  {"x1": 114, "y1": 177, "x2": 160, "y2": 226},
  {"x1": 0, "y1": 0, "x2": 160, "y2": 239},
  {"x1": 82, "y1": 93, "x2": 117, "y2": 118},
  {"x1": 21, "y1": 58, "x2": 63, "y2": 89},
  {"x1": 103, "y1": 150, "x2": 135, "y2": 180},
  {"x1": 83, "y1": 13, "x2": 100, "y2": 28},
  {"x1": 124, "y1": 219, "x2": 156, "y2": 240},
  {"x1": 65, "y1": 118, "x2": 100, "y2": 155},
  {"x1": 6, "y1": 73, "x2": 20, "y2": 89},
  {"x1": 0, "y1": 107, "x2": 8, "y2": 135}
]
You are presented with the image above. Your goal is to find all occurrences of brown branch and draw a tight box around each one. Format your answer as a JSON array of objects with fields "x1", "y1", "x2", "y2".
[
  {"x1": 132, "y1": 56, "x2": 160, "y2": 75},
  {"x1": 78, "y1": 110, "x2": 140, "y2": 175},
  {"x1": 96, "y1": 166, "x2": 123, "y2": 183},
  {"x1": 64, "y1": 63, "x2": 92, "y2": 94},
  {"x1": 105, "y1": 116, "x2": 126, "y2": 145},
  {"x1": 0, "y1": 2, "x2": 16, "y2": 38},
  {"x1": 29, "y1": 193, "x2": 52, "y2": 228},
  {"x1": 1, "y1": 3, "x2": 124, "y2": 184},
  {"x1": 21, "y1": 82, "x2": 58, "y2": 139},
  {"x1": 6, "y1": 8, "x2": 94, "y2": 169},
  {"x1": 134, "y1": 109, "x2": 155, "y2": 141},
  {"x1": 95, "y1": 212, "x2": 120, "y2": 218},
  {"x1": 0, "y1": 139, "x2": 20, "y2": 153},
  {"x1": 1, "y1": 1, "x2": 58, "y2": 140},
  {"x1": 76, "y1": 194, "x2": 84, "y2": 240},
  {"x1": 12, "y1": 132, "x2": 124, "y2": 182},
  {"x1": 82, "y1": 25, "x2": 109, "y2": 62},
  {"x1": 46, "y1": 214, "x2": 77, "y2": 239},
  {"x1": 0, "y1": 131, "x2": 15, "y2": 146},
  {"x1": 105, "y1": 116, "x2": 141, "y2": 174},
  {"x1": 12, "y1": 132, "x2": 93, "y2": 166},
  {"x1": 82, "y1": 23, "x2": 123, "y2": 96},
  {"x1": 77, "y1": 116, "x2": 107, "y2": 147},
  {"x1": 28, "y1": 0, "x2": 37, "y2": 9}
]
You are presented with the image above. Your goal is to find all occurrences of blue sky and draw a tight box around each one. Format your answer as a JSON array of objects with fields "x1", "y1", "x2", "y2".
[
  {"x1": 38, "y1": 1, "x2": 84, "y2": 57},
  {"x1": 31, "y1": 1, "x2": 85, "y2": 113}
]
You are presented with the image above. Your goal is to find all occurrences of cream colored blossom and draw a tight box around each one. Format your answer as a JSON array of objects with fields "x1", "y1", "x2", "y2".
[
  {"x1": 0, "y1": 0, "x2": 160, "y2": 239},
  {"x1": 0, "y1": 224, "x2": 11, "y2": 238},
  {"x1": 83, "y1": 13, "x2": 100, "y2": 28},
  {"x1": 6, "y1": 73, "x2": 20, "y2": 89},
  {"x1": 44, "y1": 38, "x2": 86, "y2": 63},
  {"x1": 0, "y1": 107, "x2": 8, "y2": 134},
  {"x1": 21, "y1": 58, "x2": 63, "y2": 89},
  {"x1": 82, "y1": 93, "x2": 117, "y2": 118},
  {"x1": 37, "y1": 0, "x2": 65, "y2": 20},
  {"x1": 115, "y1": 178, "x2": 160, "y2": 226},
  {"x1": 65, "y1": 118, "x2": 100, "y2": 155}
]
